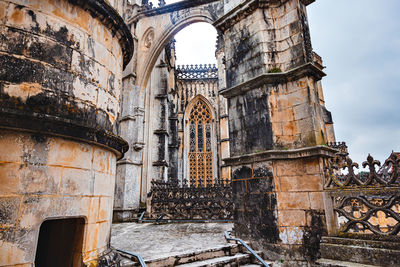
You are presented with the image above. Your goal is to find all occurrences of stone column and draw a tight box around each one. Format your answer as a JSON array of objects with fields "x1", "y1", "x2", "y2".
[
  {"x1": 216, "y1": 33, "x2": 231, "y2": 181},
  {"x1": 151, "y1": 61, "x2": 170, "y2": 181},
  {"x1": 0, "y1": 0, "x2": 132, "y2": 266},
  {"x1": 168, "y1": 99, "x2": 180, "y2": 181},
  {"x1": 114, "y1": 75, "x2": 145, "y2": 221},
  {"x1": 142, "y1": 55, "x2": 170, "y2": 200},
  {"x1": 215, "y1": 0, "x2": 337, "y2": 264}
]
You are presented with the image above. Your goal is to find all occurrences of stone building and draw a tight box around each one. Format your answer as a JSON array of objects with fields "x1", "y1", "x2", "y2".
[
  {"x1": 4, "y1": 0, "x2": 396, "y2": 266},
  {"x1": 114, "y1": 0, "x2": 339, "y2": 265},
  {"x1": 0, "y1": 0, "x2": 132, "y2": 266}
]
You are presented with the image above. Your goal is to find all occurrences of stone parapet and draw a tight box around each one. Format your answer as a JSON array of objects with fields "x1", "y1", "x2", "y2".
[{"x1": 223, "y1": 146, "x2": 337, "y2": 166}]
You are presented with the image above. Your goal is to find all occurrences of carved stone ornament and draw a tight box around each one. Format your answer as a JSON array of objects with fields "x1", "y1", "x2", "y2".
[{"x1": 143, "y1": 28, "x2": 155, "y2": 48}]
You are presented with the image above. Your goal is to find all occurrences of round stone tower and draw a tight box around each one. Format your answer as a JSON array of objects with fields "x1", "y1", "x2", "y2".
[{"x1": 0, "y1": 0, "x2": 132, "y2": 266}]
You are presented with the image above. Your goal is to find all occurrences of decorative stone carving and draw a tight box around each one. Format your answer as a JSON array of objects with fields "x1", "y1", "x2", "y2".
[{"x1": 143, "y1": 28, "x2": 155, "y2": 48}]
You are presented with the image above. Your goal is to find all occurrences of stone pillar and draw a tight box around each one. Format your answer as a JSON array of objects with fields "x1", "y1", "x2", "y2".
[
  {"x1": 168, "y1": 98, "x2": 180, "y2": 181},
  {"x1": 114, "y1": 75, "x2": 145, "y2": 221},
  {"x1": 216, "y1": 0, "x2": 337, "y2": 264},
  {"x1": 0, "y1": 0, "x2": 132, "y2": 266},
  {"x1": 141, "y1": 54, "x2": 170, "y2": 205},
  {"x1": 216, "y1": 32, "x2": 231, "y2": 181},
  {"x1": 151, "y1": 61, "x2": 170, "y2": 181}
]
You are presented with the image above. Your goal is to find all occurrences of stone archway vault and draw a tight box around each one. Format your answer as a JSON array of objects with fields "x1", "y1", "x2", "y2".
[{"x1": 129, "y1": 2, "x2": 223, "y2": 89}]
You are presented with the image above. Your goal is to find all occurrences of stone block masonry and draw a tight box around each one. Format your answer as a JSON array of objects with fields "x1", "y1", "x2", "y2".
[
  {"x1": 0, "y1": 0, "x2": 132, "y2": 266},
  {"x1": 216, "y1": 0, "x2": 337, "y2": 264}
]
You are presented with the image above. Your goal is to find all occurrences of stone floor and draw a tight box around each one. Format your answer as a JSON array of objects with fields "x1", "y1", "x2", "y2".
[{"x1": 110, "y1": 222, "x2": 234, "y2": 261}]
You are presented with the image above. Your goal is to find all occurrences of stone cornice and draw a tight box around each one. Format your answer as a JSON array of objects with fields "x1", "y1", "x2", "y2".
[
  {"x1": 117, "y1": 159, "x2": 143, "y2": 166},
  {"x1": 68, "y1": 0, "x2": 134, "y2": 68},
  {"x1": 0, "y1": 108, "x2": 129, "y2": 159},
  {"x1": 220, "y1": 63, "x2": 326, "y2": 98},
  {"x1": 223, "y1": 145, "x2": 337, "y2": 166}
]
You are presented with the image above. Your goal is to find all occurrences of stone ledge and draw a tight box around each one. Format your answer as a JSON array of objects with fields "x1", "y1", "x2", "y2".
[
  {"x1": 223, "y1": 146, "x2": 336, "y2": 166},
  {"x1": 153, "y1": 160, "x2": 169, "y2": 167},
  {"x1": 325, "y1": 186, "x2": 400, "y2": 197},
  {"x1": 320, "y1": 236, "x2": 400, "y2": 266},
  {"x1": 220, "y1": 63, "x2": 326, "y2": 98},
  {"x1": 0, "y1": 109, "x2": 129, "y2": 159},
  {"x1": 68, "y1": 0, "x2": 134, "y2": 68},
  {"x1": 154, "y1": 129, "x2": 169, "y2": 136},
  {"x1": 322, "y1": 236, "x2": 400, "y2": 249},
  {"x1": 117, "y1": 159, "x2": 143, "y2": 166}
]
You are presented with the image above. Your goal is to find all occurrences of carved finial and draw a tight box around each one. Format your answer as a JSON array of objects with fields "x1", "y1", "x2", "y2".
[{"x1": 158, "y1": 0, "x2": 166, "y2": 7}]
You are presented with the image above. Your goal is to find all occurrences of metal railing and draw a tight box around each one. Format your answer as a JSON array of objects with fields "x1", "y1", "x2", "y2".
[
  {"x1": 117, "y1": 249, "x2": 147, "y2": 267},
  {"x1": 224, "y1": 231, "x2": 269, "y2": 267}
]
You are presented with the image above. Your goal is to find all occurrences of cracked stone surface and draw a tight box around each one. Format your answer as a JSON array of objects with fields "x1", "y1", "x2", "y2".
[{"x1": 111, "y1": 222, "x2": 234, "y2": 261}]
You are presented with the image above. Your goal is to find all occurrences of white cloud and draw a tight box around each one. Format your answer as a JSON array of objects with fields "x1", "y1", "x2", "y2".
[{"x1": 174, "y1": 23, "x2": 217, "y2": 65}]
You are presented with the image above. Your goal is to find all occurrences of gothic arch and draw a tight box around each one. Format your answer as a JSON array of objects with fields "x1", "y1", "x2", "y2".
[
  {"x1": 183, "y1": 95, "x2": 218, "y2": 186},
  {"x1": 137, "y1": 8, "x2": 218, "y2": 89}
]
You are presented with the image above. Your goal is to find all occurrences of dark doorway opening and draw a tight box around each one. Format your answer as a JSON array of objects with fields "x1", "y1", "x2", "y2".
[{"x1": 35, "y1": 218, "x2": 85, "y2": 267}]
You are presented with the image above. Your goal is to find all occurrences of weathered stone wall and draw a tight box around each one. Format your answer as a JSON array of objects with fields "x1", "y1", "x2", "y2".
[
  {"x1": 217, "y1": 0, "x2": 336, "y2": 264},
  {"x1": 0, "y1": 131, "x2": 118, "y2": 266},
  {"x1": 222, "y1": 0, "x2": 313, "y2": 88},
  {"x1": 0, "y1": 0, "x2": 132, "y2": 265}
]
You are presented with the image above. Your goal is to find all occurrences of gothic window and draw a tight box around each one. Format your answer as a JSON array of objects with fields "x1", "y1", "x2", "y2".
[{"x1": 188, "y1": 99, "x2": 213, "y2": 187}]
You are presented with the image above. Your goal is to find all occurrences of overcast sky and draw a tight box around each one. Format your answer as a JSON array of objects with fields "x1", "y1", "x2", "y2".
[{"x1": 161, "y1": 0, "x2": 400, "y2": 166}]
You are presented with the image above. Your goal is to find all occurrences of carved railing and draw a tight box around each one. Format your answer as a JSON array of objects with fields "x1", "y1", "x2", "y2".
[
  {"x1": 176, "y1": 64, "x2": 218, "y2": 80},
  {"x1": 148, "y1": 178, "x2": 233, "y2": 220},
  {"x1": 324, "y1": 151, "x2": 400, "y2": 239},
  {"x1": 327, "y1": 142, "x2": 348, "y2": 155}
]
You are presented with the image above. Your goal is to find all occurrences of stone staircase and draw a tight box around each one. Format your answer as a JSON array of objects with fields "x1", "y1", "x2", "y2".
[
  {"x1": 316, "y1": 236, "x2": 400, "y2": 267},
  {"x1": 119, "y1": 243, "x2": 269, "y2": 267}
]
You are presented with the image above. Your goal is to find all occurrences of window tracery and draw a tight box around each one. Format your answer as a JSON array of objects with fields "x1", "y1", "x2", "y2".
[{"x1": 188, "y1": 99, "x2": 213, "y2": 187}]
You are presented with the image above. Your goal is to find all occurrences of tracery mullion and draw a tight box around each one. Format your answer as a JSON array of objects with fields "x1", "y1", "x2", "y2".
[{"x1": 202, "y1": 122, "x2": 206, "y2": 187}]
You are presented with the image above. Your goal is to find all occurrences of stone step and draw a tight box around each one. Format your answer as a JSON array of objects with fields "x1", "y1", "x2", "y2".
[
  {"x1": 316, "y1": 258, "x2": 378, "y2": 267},
  {"x1": 320, "y1": 236, "x2": 400, "y2": 267},
  {"x1": 120, "y1": 244, "x2": 241, "y2": 267},
  {"x1": 175, "y1": 253, "x2": 252, "y2": 267}
]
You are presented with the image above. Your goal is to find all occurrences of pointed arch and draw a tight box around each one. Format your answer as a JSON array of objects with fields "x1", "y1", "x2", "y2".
[
  {"x1": 137, "y1": 9, "x2": 218, "y2": 89},
  {"x1": 184, "y1": 95, "x2": 217, "y2": 187}
]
